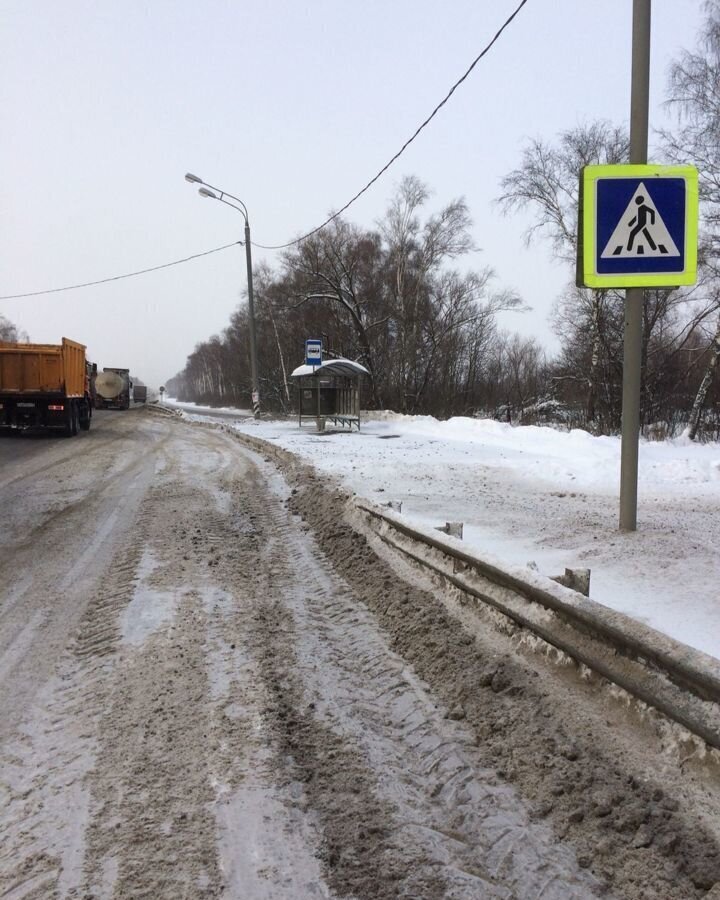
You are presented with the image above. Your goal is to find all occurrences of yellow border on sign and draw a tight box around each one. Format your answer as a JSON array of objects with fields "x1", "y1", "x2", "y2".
[{"x1": 581, "y1": 164, "x2": 698, "y2": 289}]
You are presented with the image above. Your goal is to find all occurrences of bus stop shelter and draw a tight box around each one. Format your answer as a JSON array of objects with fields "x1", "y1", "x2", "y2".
[{"x1": 291, "y1": 358, "x2": 369, "y2": 431}]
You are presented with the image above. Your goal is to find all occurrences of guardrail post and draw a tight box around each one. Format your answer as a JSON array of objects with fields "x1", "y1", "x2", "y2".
[
  {"x1": 436, "y1": 522, "x2": 463, "y2": 539},
  {"x1": 550, "y1": 568, "x2": 591, "y2": 597}
]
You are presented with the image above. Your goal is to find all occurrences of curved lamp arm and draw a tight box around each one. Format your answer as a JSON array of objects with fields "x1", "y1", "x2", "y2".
[{"x1": 186, "y1": 173, "x2": 248, "y2": 223}]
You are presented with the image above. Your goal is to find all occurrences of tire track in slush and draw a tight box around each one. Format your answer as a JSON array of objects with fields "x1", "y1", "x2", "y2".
[
  {"x1": 0, "y1": 418, "x2": 170, "y2": 747},
  {"x1": 76, "y1": 433, "x2": 259, "y2": 899},
  {"x1": 228, "y1": 458, "x2": 604, "y2": 899},
  {"x1": 80, "y1": 591, "x2": 224, "y2": 899},
  {"x1": 0, "y1": 421, "x2": 173, "y2": 899},
  {"x1": 0, "y1": 517, "x2": 148, "y2": 898}
]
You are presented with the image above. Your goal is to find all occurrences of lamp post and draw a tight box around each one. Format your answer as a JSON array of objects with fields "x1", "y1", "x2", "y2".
[{"x1": 185, "y1": 172, "x2": 260, "y2": 418}]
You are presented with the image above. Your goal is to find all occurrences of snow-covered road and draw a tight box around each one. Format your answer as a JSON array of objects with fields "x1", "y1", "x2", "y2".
[{"x1": 2, "y1": 407, "x2": 719, "y2": 898}]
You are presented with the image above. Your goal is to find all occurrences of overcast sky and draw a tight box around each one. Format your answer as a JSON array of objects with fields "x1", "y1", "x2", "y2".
[{"x1": 1, "y1": 1, "x2": 705, "y2": 388}]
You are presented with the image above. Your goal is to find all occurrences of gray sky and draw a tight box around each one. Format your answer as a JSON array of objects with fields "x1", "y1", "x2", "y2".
[{"x1": 1, "y1": 1, "x2": 705, "y2": 388}]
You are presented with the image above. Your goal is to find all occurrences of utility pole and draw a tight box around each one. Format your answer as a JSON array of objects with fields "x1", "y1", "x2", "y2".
[{"x1": 619, "y1": 0, "x2": 651, "y2": 531}]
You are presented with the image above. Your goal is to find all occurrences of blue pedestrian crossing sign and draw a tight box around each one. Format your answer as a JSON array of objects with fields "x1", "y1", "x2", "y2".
[{"x1": 579, "y1": 164, "x2": 698, "y2": 288}]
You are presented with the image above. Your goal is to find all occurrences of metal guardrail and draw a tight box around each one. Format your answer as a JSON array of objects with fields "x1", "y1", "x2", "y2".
[{"x1": 354, "y1": 499, "x2": 720, "y2": 752}]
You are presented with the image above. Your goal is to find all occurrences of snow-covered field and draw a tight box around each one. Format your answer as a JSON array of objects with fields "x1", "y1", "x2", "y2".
[{"x1": 168, "y1": 401, "x2": 720, "y2": 661}]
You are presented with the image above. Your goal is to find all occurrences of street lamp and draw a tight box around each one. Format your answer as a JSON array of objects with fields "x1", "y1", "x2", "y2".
[{"x1": 184, "y1": 172, "x2": 260, "y2": 418}]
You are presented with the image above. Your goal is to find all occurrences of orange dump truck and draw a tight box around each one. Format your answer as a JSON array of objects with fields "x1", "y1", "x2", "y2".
[{"x1": 0, "y1": 337, "x2": 94, "y2": 436}]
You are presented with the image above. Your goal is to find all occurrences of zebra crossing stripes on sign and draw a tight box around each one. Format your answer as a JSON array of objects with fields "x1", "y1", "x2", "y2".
[{"x1": 578, "y1": 164, "x2": 698, "y2": 289}]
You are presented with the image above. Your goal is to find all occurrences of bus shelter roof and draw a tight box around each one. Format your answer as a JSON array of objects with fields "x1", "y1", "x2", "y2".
[{"x1": 290, "y1": 358, "x2": 369, "y2": 379}]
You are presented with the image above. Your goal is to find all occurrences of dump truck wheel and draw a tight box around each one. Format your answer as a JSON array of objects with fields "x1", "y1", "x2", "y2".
[
  {"x1": 79, "y1": 401, "x2": 91, "y2": 431},
  {"x1": 64, "y1": 403, "x2": 74, "y2": 437},
  {"x1": 65, "y1": 401, "x2": 79, "y2": 436}
]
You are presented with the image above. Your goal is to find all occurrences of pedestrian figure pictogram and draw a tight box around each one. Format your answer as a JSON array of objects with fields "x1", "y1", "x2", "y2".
[
  {"x1": 627, "y1": 196, "x2": 656, "y2": 252},
  {"x1": 600, "y1": 182, "x2": 679, "y2": 260}
]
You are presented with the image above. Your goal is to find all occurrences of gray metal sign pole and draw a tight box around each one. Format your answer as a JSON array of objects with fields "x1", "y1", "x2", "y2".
[
  {"x1": 244, "y1": 220, "x2": 260, "y2": 419},
  {"x1": 619, "y1": 0, "x2": 651, "y2": 531}
]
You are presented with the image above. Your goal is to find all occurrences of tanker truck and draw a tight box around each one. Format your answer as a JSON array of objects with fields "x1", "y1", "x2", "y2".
[
  {"x1": 0, "y1": 337, "x2": 94, "y2": 435},
  {"x1": 95, "y1": 367, "x2": 132, "y2": 410}
]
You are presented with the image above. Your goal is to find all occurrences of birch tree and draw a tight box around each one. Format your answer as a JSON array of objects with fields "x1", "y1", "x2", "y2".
[{"x1": 688, "y1": 316, "x2": 720, "y2": 439}]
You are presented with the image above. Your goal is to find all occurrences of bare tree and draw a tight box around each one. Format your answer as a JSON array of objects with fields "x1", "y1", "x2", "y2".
[
  {"x1": 0, "y1": 315, "x2": 28, "y2": 342},
  {"x1": 498, "y1": 123, "x2": 630, "y2": 427},
  {"x1": 281, "y1": 218, "x2": 386, "y2": 407},
  {"x1": 662, "y1": 1, "x2": 720, "y2": 436},
  {"x1": 379, "y1": 176, "x2": 521, "y2": 413},
  {"x1": 497, "y1": 122, "x2": 629, "y2": 263}
]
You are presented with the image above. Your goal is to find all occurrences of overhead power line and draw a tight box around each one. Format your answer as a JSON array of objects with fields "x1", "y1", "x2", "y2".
[
  {"x1": 1, "y1": 0, "x2": 529, "y2": 300},
  {"x1": 0, "y1": 242, "x2": 241, "y2": 300},
  {"x1": 252, "y1": 0, "x2": 530, "y2": 250}
]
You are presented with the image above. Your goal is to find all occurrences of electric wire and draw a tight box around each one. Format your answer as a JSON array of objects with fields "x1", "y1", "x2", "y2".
[
  {"x1": 1, "y1": 0, "x2": 529, "y2": 299},
  {"x1": 0, "y1": 242, "x2": 241, "y2": 300},
  {"x1": 252, "y1": 0, "x2": 530, "y2": 250}
]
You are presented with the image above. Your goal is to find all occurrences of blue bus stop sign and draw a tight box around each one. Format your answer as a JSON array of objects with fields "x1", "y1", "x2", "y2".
[
  {"x1": 579, "y1": 164, "x2": 698, "y2": 289},
  {"x1": 305, "y1": 339, "x2": 322, "y2": 367}
]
